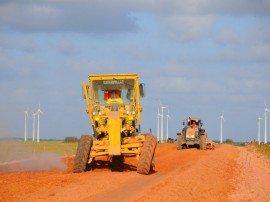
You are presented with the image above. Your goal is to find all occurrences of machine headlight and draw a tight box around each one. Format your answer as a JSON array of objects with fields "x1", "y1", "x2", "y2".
[
  {"x1": 132, "y1": 111, "x2": 136, "y2": 115},
  {"x1": 126, "y1": 111, "x2": 130, "y2": 114},
  {"x1": 92, "y1": 112, "x2": 96, "y2": 115}
]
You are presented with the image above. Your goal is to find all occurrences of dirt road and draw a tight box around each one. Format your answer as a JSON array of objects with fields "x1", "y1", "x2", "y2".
[{"x1": 1, "y1": 144, "x2": 270, "y2": 202}]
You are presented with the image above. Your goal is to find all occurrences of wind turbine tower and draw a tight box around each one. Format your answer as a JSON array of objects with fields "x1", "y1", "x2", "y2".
[
  {"x1": 156, "y1": 108, "x2": 161, "y2": 142},
  {"x1": 264, "y1": 103, "x2": 270, "y2": 144},
  {"x1": 160, "y1": 104, "x2": 167, "y2": 143},
  {"x1": 258, "y1": 113, "x2": 263, "y2": 145},
  {"x1": 166, "y1": 111, "x2": 171, "y2": 142},
  {"x1": 36, "y1": 105, "x2": 43, "y2": 143},
  {"x1": 24, "y1": 110, "x2": 28, "y2": 141},
  {"x1": 32, "y1": 112, "x2": 36, "y2": 141},
  {"x1": 219, "y1": 113, "x2": 225, "y2": 144}
]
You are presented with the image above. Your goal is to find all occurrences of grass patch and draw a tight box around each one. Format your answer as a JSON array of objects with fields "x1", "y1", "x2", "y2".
[
  {"x1": 255, "y1": 144, "x2": 270, "y2": 158},
  {"x1": 0, "y1": 140, "x2": 78, "y2": 163}
]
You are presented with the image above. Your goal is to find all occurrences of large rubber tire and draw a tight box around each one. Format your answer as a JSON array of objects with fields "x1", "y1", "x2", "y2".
[
  {"x1": 177, "y1": 134, "x2": 183, "y2": 150},
  {"x1": 137, "y1": 134, "x2": 157, "y2": 175},
  {"x1": 73, "y1": 135, "x2": 93, "y2": 173},
  {"x1": 200, "y1": 134, "x2": 207, "y2": 150}
]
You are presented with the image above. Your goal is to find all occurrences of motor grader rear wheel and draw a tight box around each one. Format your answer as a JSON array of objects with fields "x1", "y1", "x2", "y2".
[
  {"x1": 176, "y1": 133, "x2": 183, "y2": 150},
  {"x1": 200, "y1": 134, "x2": 207, "y2": 150},
  {"x1": 137, "y1": 134, "x2": 157, "y2": 175},
  {"x1": 73, "y1": 134, "x2": 93, "y2": 173}
]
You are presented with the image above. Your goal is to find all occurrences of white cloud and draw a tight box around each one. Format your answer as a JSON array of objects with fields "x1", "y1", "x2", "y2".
[
  {"x1": 161, "y1": 14, "x2": 215, "y2": 42},
  {"x1": 0, "y1": 1, "x2": 137, "y2": 33},
  {"x1": 135, "y1": 0, "x2": 270, "y2": 16},
  {"x1": 0, "y1": 35, "x2": 37, "y2": 52},
  {"x1": 215, "y1": 18, "x2": 270, "y2": 64},
  {"x1": 0, "y1": 3, "x2": 61, "y2": 29},
  {"x1": 113, "y1": 44, "x2": 160, "y2": 62},
  {"x1": 162, "y1": 77, "x2": 221, "y2": 94},
  {"x1": 58, "y1": 39, "x2": 78, "y2": 55},
  {"x1": 1, "y1": 0, "x2": 269, "y2": 35},
  {"x1": 249, "y1": 44, "x2": 270, "y2": 62},
  {"x1": 66, "y1": 58, "x2": 116, "y2": 74},
  {"x1": 217, "y1": 39, "x2": 270, "y2": 64},
  {"x1": 0, "y1": 0, "x2": 270, "y2": 142},
  {"x1": 0, "y1": 51, "x2": 44, "y2": 81},
  {"x1": 215, "y1": 29, "x2": 243, "y2": 45}
]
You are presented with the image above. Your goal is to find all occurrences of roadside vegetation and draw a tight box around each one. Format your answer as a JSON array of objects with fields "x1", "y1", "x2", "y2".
[
  {"x1": 213, "y1": 139, "x2": 246, "y2": 147},
  {"x1": 0, "y1": 138, "x2": 78, "y2": 163},
  {"x1": 64, "y1": 136, "x2": 79, "y2": 143},
  {"x1": 255, "y1": 144, "x2": 270, "y2": 158},
  {"x1": 241, "y1": 139, "x2": 270, "y2": 159},
  {"x1": 225, "y1": 139, "x2": 245, "y2": 147}
]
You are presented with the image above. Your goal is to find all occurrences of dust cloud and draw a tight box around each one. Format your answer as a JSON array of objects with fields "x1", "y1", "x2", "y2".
[{"x1": 0, "y1": 153, "x2": 67, "y2": 172}]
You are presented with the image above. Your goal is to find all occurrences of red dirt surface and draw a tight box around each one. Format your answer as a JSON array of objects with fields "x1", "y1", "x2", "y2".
[{"x1": 1, "y1": 144, "x2": 270, "y2": 202}]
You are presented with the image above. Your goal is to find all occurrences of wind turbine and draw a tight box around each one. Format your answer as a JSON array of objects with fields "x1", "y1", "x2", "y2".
[
  {"x1": 166, "y1": 111, "x2": 171, "y2": 142},
  {"x1": 32, "y1": 111, "x2": 37, "y2": 141},
  {"x1": 24, "y1": 110, "x2": 28, "y2": 141},
  {"x1": 36, "y1": 105, "x2": 43, "y2": 143},
  {"x1": 264, "y1": 101, "x2": 270, "y2": 144},
  {"x1": 218, "y1": 113, "x2": 225, "y2": 144},
  {"x1": 258, "y1": 113, "x2": 263, "y2": 145},
  {"x1": 160, "y1": 103, "x2": 167, "y2": 143},
  {"x1": 156, "y1": 107, "x2": 161, "y2": 143}
]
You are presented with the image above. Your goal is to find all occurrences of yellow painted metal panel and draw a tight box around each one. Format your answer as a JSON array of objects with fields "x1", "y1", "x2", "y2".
[{"x1": 108, "y1": 118, "x2": 121, "y2": 155}]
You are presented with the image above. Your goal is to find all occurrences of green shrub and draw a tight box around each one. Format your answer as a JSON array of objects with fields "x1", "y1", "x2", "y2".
[
  {"x1": 64, "y1": 136, "x2": 79, "y2": 143},
  {"x1": 224, "y1": 139, "x2": 234, "y2": 144}
]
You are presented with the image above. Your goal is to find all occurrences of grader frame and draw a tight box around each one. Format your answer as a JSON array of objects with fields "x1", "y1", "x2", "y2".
[{"x1": 73, "y1": 74, "x2": 157, "y2": 175}]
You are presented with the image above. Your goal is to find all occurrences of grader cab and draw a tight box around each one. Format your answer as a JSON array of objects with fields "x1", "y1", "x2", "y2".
[{"x1": 73, "y1": 74, "x2": 157, "y2": 175}]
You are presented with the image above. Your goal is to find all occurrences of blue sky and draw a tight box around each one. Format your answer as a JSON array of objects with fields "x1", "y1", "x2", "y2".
[{"x1": 0, "y1": 1, "x2": 270, "y2": 142}]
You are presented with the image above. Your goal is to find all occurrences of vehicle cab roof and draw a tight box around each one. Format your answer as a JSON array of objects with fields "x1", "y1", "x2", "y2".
[{"x1": 186, "y1": 117, "x2": 201, "y2": 121}]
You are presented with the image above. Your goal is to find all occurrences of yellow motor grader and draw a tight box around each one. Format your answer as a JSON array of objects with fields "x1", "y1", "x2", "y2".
[
  {"x1": 176, "y1": 117, "x2": 207, "y2": 150},
  {"x1": 73, "y1": 74, "x2": 157, "y2": 174}
]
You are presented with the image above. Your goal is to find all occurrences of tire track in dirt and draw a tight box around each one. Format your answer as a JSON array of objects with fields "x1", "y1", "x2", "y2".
[
  {"x1": 133, "y1": 144, "x2": 239, "y2": 202},
  {"x1": 1, "y1": 144, "x2": 270, "y2": 202},
  {"x1": 229, "y1": 146, "x2": 270, "y2": 202},
  {"x1": 79, "y1": 144, "x2": 204, "y2": 202},
  {"x1": 80, "y1": 144, "x2": 238, "y2": 202}
]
